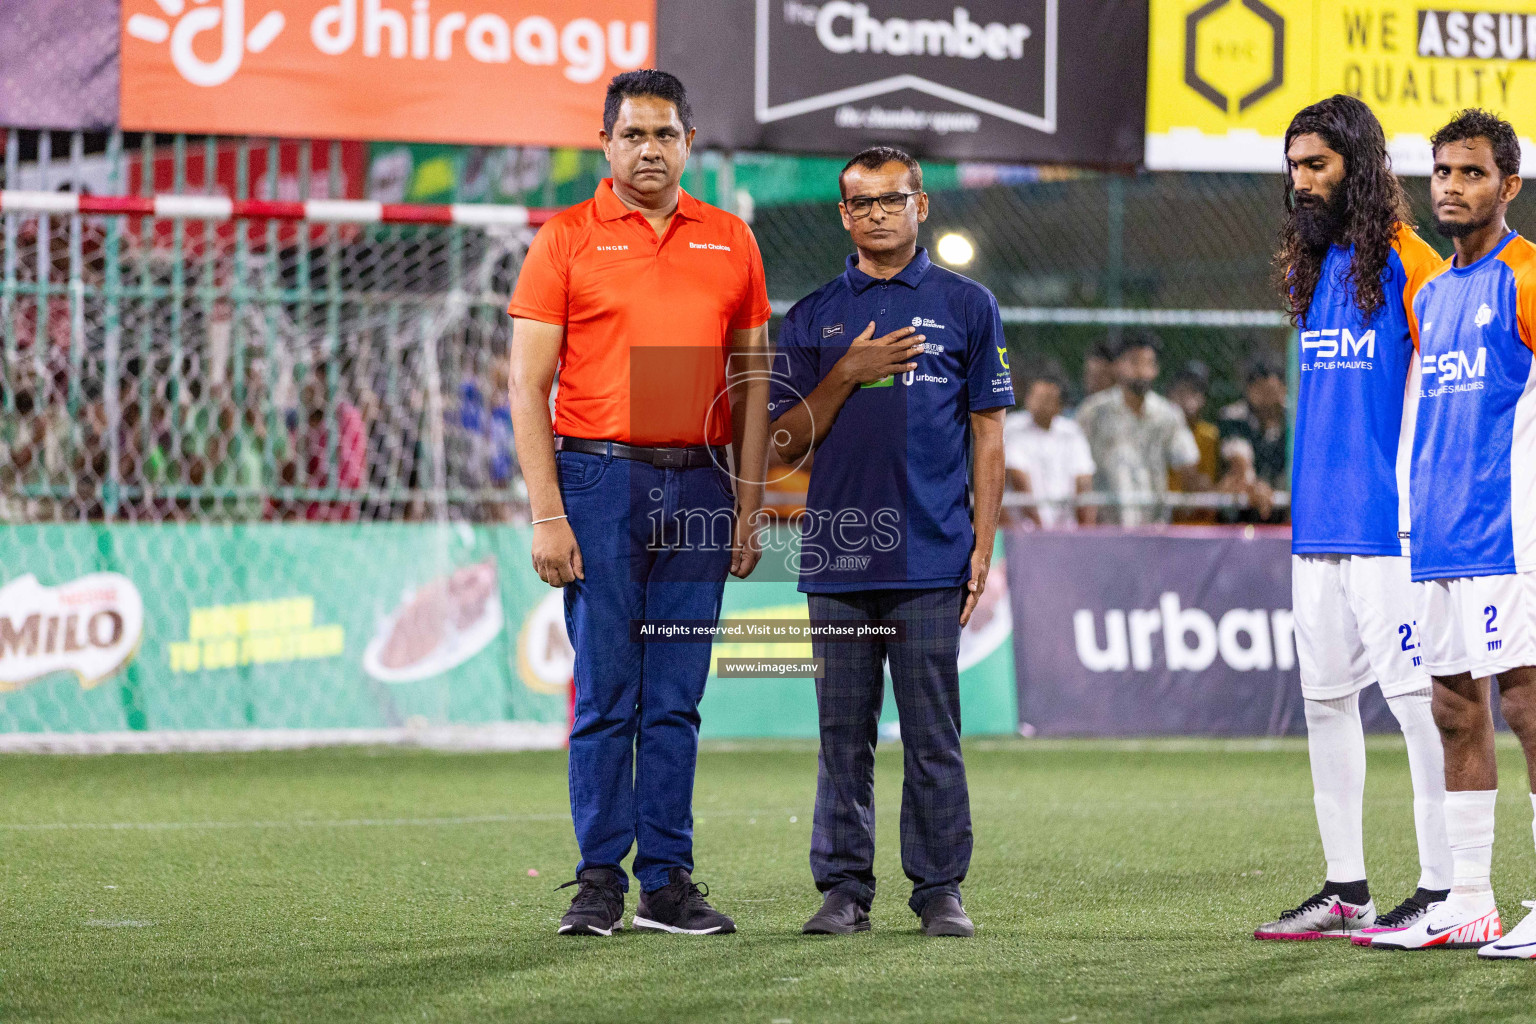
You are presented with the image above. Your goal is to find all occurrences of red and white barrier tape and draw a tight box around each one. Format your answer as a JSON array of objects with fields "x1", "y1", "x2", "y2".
[{"x1": 0, "y1": 190, "x2": 555, "y2": 227}]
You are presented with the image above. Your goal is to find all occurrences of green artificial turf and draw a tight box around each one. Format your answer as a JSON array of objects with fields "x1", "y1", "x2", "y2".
[{"x1": 5, "y1": 737, "x2": 1536, "y2": 1023}]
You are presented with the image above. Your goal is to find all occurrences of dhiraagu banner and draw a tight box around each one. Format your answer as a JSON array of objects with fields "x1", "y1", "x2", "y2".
[
  {"x1": 1146, "y1": 1, "x2": 1536, "y2": 173},
  {"x1": 0, "y1": 525, "x2": 1016, "y2": 739}
]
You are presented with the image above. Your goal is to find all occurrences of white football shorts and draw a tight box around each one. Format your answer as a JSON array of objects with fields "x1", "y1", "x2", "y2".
[
  {"x1": 1417, "y1": 570, "x2": 1536, "y2": 679},
  {"x1": 1293, "y1": 554, "x2": 1430, "y2": 700}
]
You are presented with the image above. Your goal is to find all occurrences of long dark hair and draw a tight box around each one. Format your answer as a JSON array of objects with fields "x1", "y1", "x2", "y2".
[{"x1": 1275, "y1": 95, "x2": 1410, "y2": 326}]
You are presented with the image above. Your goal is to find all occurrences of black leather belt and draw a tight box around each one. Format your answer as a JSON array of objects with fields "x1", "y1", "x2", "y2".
[{"x1": 555, "y1": 436, "x2": 726, "y2": 469}]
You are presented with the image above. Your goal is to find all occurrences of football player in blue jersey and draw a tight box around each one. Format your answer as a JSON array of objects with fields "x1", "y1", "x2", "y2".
[
  {"x1": 1370, "y1": 110, "x2": 1536, "y2": 957},
  {"x1": 1254, "y1": 95, "x2": 1454, "y2": 943}
]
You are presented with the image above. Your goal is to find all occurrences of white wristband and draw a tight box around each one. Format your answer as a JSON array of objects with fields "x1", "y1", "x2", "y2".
[{"x1": 531, "y1": 514, "x2": 568, "y2": 526}]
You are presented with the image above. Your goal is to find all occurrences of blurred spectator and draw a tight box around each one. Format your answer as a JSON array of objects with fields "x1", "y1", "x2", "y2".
[
  {"x1": 1217, "y1": 360, "x2": 1289, "y2": 524},
  {"x1": 1219, "y1": 360, "x2": 1288, "y2": 487},
  {"x1": 1076, "y1": 333, "x2": 1201, "y2": 526},
  {"x1": 1167, "y1": 361, "x2": 1221, "y2": 525},
  {"x1": 302, "y1": 375, "x2": 365, "y2": 522},
  {"x1": 1003, "y1": 372, "x2": 1096, "y2": 529},
  {"x1": 1079, "y1": 340, "x2": 1118, "y2": 408},
  {"x1": 1167, "y1": 361, "x2": 1221, "y2": 483},
  {"x1": 488, "y1": 362, "x2": 517, "y2": 517}
]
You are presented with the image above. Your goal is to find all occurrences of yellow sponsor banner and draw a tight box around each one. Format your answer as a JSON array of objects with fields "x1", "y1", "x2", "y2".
[{"x1": 1147, "y1": 1, "x2": 1536, "y2": 173}]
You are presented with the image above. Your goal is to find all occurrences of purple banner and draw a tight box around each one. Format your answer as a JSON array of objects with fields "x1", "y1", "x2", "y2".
[
  {"x1": 1005, "y1": 529, "x2": 1406, "y2": 737},
  {"x1": 0, "y1": 0, "x2": 118, "y2": 130}
]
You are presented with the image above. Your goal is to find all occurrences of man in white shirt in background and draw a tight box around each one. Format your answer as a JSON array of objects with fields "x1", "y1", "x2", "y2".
[
  {"x1": 1003, "y1": 372, "x2": 1096, "y2": 529},
  {"x1": 1076, "y1": 332, "x2": 1202, "y2": 526}
]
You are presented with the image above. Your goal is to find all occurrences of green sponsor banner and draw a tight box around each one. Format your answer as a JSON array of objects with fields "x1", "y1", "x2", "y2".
[
  {"x1": 0, "y1": 526, "x2": 1015, "y2": 738},
  {"x1": 701, "y1": 534, "x2": 1017, "y2": 738}
]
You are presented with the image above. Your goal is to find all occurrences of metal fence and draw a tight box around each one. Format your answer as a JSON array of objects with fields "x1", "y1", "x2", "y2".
[
  {"x1": 7, "y1": 129, "x2": 1527, "y2": 525},
  {"x1": 0, "y1": 130, "x2": 531, "y2": 525}
]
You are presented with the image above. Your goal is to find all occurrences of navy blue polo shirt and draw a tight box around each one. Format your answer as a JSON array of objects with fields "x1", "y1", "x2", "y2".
[{"x1": 769, "y1": 247, "x2": 1014, "y2": 594}]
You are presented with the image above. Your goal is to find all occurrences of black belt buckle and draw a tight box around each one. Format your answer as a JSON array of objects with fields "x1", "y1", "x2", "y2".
[{"x1": 650, "y1": 447, "x2": 689, "y2": 468}]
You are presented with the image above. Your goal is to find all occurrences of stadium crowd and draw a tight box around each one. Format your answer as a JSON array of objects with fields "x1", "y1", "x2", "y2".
[
  {"x1": 0, "y1": 332, "x2": 1291, "y2": 527},
  {"x1": 1002, "y1": 333, "x2": 1289, "y2": 528}
]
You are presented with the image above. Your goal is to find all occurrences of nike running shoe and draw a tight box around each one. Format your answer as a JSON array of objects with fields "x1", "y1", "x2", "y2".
[
  {"x1": 1369, "y1": 897, "x2": 1500, "y2": 950},
  {"x1": 1479, "y1": 900, "x2": 1536, "y2": 959},
  {"x1": 1350, "y1": 887, "x2": 1449, "y2": 946},
  {"x1": 1254, "y1": 890, "x2": 1375, "y2": 940}
]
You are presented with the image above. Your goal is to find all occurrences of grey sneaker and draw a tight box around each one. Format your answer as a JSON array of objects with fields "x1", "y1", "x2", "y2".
[{"x1": 1254, "y1": 890, "x2": 1375, "y2": 940}]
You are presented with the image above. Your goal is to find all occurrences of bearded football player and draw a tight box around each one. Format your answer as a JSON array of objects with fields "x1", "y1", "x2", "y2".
[{"x1": 1254, "y1": 94, "x2": 1453, "y2": 943}]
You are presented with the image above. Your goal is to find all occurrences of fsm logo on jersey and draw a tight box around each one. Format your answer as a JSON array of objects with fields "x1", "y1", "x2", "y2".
[
  {"x1": 1300, "y1": 327, "x2": 1375, "y2": 370},
  {"x1": 1421, "y1": 346, "x2": 1487, "y2": 396}
]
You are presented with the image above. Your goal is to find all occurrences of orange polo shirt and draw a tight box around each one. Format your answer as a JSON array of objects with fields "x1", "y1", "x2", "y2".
[{"x1": 508, "y1": 179, "x2": 772, "y2": 446}]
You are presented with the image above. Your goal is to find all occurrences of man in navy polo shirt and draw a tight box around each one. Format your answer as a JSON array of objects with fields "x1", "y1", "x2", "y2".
[{"x1": 769, "y1": 146, "x2": 1012, "y2": 938}]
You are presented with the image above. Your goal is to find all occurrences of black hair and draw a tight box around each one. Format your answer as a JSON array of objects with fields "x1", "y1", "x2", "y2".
[
  {"x1": 1171, "y1": 360, "x2": 1211, "y2": 392},
  {"x1": 1246, "y1": 358, "x2": 1284, "y2": 385},
  {"x1": 603, "y1": 70, "x2": 693, "y2": 135},
  {"x1": 1116, "y1": 330, "x2": 1162, "y2": 358},
  {"x1": 1432, "y1": 108, "x2": 1522, "y2": 179},
  {"x1": 839, "y1": 146, "x2": 923, "y2": 199},
  {"x1": 1087, "y1": 340, "x2": 1117, "y2": 362},
  {"x1": 1028, "y1": 370, "x2": 1070, "y2": 395},
  {"x1": 1276, "y1": 94, "x2": 1409, "y2": 326}
]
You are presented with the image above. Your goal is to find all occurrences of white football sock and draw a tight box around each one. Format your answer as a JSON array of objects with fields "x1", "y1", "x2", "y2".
[
  {"x1": 1385, "y1": 688, "x2": 1453, "y2": 891},
  {"x1": 1305, "y1": 692, "x2": 1367, "y2": 883},
  {"x1": 1530, "y1": 792, "x2": 1536, "y2": 857},
  {"x1": 1443, "y1": 789, "x2": 1497, "y2": 905}
]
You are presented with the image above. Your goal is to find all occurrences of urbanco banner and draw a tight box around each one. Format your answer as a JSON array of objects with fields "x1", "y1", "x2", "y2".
[{"x1": 1005, "y1": 529, "x2": 1411, "y2": 737}]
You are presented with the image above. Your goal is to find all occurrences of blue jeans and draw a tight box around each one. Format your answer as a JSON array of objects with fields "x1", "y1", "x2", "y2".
[{"x1": 558, "y1": 449, "x2": 734, "y2": 893}]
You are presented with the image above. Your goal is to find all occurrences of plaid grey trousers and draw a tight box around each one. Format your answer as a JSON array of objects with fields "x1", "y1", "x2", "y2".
[{"x1": 807, "y1": 586, "x2": 972, "y2": 916}]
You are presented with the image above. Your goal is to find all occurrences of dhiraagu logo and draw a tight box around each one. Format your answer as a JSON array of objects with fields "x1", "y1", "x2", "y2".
[{"x1": 126, "y1": 0, "x2": 287, "y2": 87}]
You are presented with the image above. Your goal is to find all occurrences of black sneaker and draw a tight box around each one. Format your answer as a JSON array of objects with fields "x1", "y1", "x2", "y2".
[
  {"x1": 632, "y1": 868, "x2": 736, "y2": 935},
  {"x1": 555, "y1": 868, "x2": 625, "y2": 936}
]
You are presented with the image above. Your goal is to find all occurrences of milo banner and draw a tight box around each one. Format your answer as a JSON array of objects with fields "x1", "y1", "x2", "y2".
[
  {"x1": 1146, "y1": 0, "x2": 1536, "y2": 173},
  {"x1": 1006, "y1": 529, "x2": 1404, "y2": 737},
  {"x1": 0, "y1": 525, "x2": 1015, "y2": 740}
]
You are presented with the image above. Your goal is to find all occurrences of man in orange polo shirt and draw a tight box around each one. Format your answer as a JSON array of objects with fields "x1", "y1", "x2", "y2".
[{"x1": 508, "y1": 70, "x2": 771, "y2": 937}]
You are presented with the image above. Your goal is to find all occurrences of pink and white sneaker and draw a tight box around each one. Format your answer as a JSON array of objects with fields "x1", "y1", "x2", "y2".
[
  {"x1": 1350, "y1": 887, "x2": 1449, "y2": 946},
  {"x1": 1254, "y1": 890, "x2": 1376, "y2": 940},
  {"x1": 1369, "y1": 896, "x2": 1501, "y2": 950}
]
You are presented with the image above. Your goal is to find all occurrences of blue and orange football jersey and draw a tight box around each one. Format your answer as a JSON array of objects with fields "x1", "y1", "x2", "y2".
[
  {"x1": 1292, "y1": 225, "x2": 1444, "y2": 556},
  {"x1": 1411, "y1": 231, "x2": 1536, "y2": 581}
]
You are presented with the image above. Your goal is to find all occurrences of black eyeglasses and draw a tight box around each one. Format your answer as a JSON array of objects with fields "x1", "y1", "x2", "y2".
[{"x1": 842, "y1": 191, "x2": 922, "y2": 218}]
